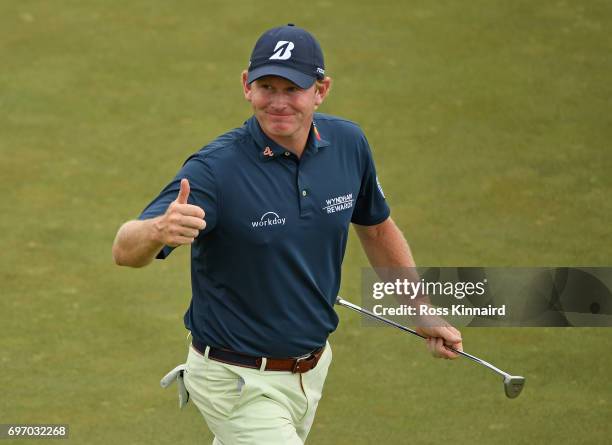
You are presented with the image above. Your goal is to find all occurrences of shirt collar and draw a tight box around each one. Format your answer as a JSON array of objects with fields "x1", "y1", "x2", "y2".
[{"x1": 246, "y1": 115, "x2": 330, "y2": 161}]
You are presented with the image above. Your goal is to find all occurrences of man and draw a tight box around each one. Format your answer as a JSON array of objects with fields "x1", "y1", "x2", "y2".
[{"x1": 112, "y1": 24, "x2": 462, "y2": 444}]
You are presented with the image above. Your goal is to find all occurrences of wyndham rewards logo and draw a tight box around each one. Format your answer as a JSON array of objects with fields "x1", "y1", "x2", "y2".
[
  {"x1": 323, "y1": 193, "x2": 354, "y2": 214},
  {"x1": 251, "y1": 211, "x2": 286, "y2": 228}
]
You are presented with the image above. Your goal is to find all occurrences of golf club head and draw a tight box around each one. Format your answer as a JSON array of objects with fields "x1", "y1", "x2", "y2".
[{"x1": 503, "y1": 375, "x2": 525, "y2": 398}]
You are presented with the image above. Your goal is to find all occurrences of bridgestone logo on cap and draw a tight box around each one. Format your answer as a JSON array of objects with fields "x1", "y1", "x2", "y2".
[{"x1": 269, "y1": 41, "x2": 294, "y2": 60}]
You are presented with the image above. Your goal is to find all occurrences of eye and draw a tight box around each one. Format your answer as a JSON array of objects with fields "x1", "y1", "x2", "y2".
[{"x1": 286, "y1": 86, "x2": 299, "y2": 93}]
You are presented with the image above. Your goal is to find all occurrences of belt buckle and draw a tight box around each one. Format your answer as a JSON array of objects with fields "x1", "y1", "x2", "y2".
[
  {"x1": 291, "y1": 352, "x2": 317, "y2": 373},
  {"x1": 292, "y1": 355, "x2": 310, "y2": 373}
]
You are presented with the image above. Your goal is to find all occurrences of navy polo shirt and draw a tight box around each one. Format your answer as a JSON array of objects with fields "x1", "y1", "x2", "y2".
[{"x1": 139, "y1": 113, "x2": 390, "y2": 357}]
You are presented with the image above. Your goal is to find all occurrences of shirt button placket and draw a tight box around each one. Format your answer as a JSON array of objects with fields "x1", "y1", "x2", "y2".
[{"x1": 297, "y1": 167, "x2": 310, "y2": 217}]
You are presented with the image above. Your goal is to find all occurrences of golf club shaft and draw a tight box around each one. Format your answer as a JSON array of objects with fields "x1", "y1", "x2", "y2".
[{"x1": 336, "y1": 297, "x2": 510, "y2": 378}]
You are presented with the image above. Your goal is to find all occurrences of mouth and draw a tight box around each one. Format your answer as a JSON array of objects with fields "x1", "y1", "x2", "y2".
[{"x1": 266, "y1": 111, "x2": 293, "y2": 118}]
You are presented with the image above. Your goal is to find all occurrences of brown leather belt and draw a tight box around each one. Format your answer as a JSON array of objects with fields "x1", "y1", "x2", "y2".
[{"x1": 192, "y1": 338, "x2": 324, "y2": 373}]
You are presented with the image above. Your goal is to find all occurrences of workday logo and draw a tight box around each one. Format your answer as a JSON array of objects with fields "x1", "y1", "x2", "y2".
[
  {"x1": 251, "y1": 211, "x2": 286, "y2": 228},
  {"x1": 269, "y1": 41, "x2": 294, "y2": 60}
]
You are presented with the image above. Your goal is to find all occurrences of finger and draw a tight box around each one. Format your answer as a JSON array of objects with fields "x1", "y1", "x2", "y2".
[
  {"x1": 442, "y1": 347, "x2": 460, "y2": 360},
  {"x1": 180, "y1": 216, "x2": 207, "y2": 230},
  {"x1": 433, "y1": 338, "x2": 442, "y2": 358},
  {"x1": 439, "y1": 340, "x2": 460, "y2": 360},
  {"x1": 448, "y1": 326, "x2": 462, "y2": 343},
  {"x1": 168, "y1": 236, "x2": 195, "y2": 247},
  {"x1": 176, "y1": 179, "x2": 190, "y2": 204},
  {"x1": 429, "y1": 337, "x2": 443, "y2": 359},
  {"x1": 174, "y1": 203, "x2": 205, "y2": 219},
  {"x1": 450, "y1": 340, "x2": 463, "y2": 353},
  {"x1": 440, "y1": 326, "x2": 462, "y2": 345},
  {"x1": 434, "y1": 337, "x2": 446, "y2": 358},
  {"x1": 426, "y1": 337, "x2": 436, "y2": 357},
  {"x1": 177, "y1": 228, "x2": 200, "y2": 238}
]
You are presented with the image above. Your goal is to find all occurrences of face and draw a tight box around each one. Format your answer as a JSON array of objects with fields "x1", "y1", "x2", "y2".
[{"x1": 242, "y1": 72, "x2": 330, "y2": 145}]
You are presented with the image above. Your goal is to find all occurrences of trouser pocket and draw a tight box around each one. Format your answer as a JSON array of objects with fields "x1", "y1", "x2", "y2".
[
  {"x1": 300, "y1": 342, "x2": 332, "y2": 414},
  {"x1": 184, "y1": 347, "x2": 247, "y2": 421}
]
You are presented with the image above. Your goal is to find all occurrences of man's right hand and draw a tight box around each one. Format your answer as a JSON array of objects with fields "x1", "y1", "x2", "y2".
[
  {"x1": 416, "y1": 324, "x2": 463, "y2": 360},
  {"x1": 153, "y1": 178, "x2": 206, "y2": 247}
]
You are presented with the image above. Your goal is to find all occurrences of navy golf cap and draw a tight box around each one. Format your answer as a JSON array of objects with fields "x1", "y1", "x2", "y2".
[{"x1": 247, "y1": 24, "x2": 325, "y2": 89}]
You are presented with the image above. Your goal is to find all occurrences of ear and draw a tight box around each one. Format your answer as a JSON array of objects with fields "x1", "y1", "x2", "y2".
[
  {"x1": 314, "y1": 77, "x2": 332, "y2": 108},
  {"x1": 241, "y1": 70, "x2": 252, "y2": 101}
]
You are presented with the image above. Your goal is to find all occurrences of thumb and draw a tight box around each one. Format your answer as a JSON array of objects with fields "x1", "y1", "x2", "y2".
[
  {"x1": 443, "y1": 326, "x2": 462, "y2": 345},
  {"x1": 176, "y1": 178, "x2": 190, "y2": 204}
]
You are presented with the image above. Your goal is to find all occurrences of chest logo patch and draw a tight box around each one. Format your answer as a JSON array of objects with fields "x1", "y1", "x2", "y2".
[
  {"x1": 252, "y1": 211, "x2": 286, "y2": 228},
  {"x1": 323, "y1": 193, "x2": 354, "y2": 214}
]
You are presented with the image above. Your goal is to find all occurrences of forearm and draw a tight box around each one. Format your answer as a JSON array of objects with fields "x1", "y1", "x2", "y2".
[
  {"x1": 354, "y1": 217, "x2": 429, "y2": 304},
  {"x1": 354, "y1": 217, "x2": 415, "y2": 269},
  {"x1": 112, "y1": 218, "x2": 165, "y2": 268}
]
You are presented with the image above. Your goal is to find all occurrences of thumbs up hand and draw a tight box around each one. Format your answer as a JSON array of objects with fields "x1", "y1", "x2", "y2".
[{"x1": 154, "y1": 179, "x2": 206, "y2": 247}]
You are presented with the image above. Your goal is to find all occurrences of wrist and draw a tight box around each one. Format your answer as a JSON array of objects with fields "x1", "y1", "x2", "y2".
[{"x1": 149, "y1": 216, "x2": 165, "y2": 245}]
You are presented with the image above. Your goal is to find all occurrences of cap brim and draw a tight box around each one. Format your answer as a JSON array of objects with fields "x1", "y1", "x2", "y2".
[{"x1": 247, "y1": 65, "x2": 315, "y2": 89}]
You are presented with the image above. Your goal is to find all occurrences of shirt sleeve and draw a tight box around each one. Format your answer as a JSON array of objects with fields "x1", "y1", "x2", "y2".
[
  {"x1": 350, "y1": 134, "x2": 390, "y2": 226},
  {"x1": 138, "y1": 153, "x2": 219, "y2": 259}
]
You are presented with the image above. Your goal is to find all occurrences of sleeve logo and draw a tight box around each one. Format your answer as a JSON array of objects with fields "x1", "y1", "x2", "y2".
[{"x1": 376, "y1": 176, "x2": 385, "y2": 198}]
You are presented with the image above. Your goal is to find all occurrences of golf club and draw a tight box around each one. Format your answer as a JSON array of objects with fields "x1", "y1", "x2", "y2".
[{"x1": 336, "y1": 296, "x2": 525, "y2": 398}]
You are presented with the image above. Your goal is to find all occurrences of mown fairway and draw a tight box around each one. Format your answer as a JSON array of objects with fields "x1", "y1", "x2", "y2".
[{"x1": 1, "y1": 1, "x2": 611, "y2": 443}]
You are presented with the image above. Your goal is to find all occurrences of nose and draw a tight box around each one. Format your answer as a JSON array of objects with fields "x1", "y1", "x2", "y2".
[{"x1": 268, "y1": 92, "x2": 289, "y2": 111}]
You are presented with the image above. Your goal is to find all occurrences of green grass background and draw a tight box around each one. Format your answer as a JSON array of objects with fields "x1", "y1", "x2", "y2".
[{"x1": 1, "y1": 0, "x2": 611, "y2": 443}]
